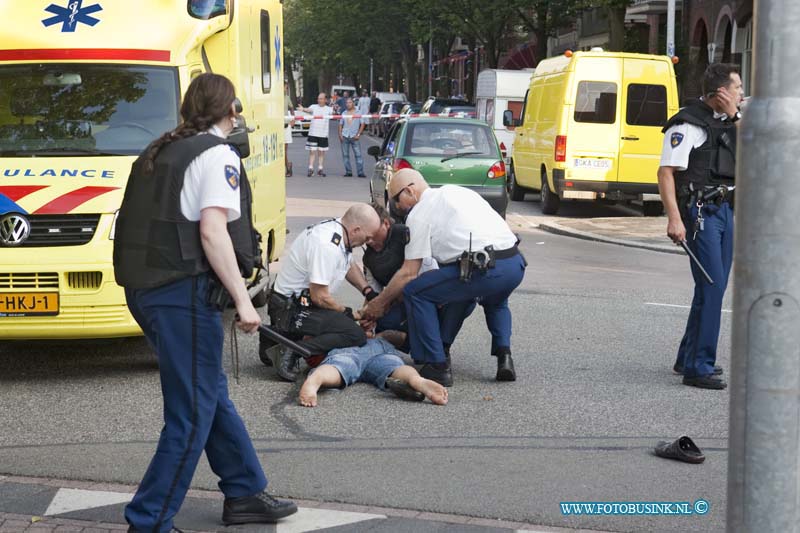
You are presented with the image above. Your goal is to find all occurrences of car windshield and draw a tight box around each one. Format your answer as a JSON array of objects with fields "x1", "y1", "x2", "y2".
[
  {"x1": 404, "y1": 122, "x2": 496, "y2": 157},
  {"x1": 0, "y1": 64, "x2": 179, "y2": 156}
]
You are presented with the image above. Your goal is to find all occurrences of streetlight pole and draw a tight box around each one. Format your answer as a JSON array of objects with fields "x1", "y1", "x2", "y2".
[
  {"x1": 369, "y1": 57, "x2": 374, "y2": 95},
  {"x1": 428, "y1": 19, "x2": 433, "y2": 97},
  {"x1": 666, "y1": 0, "x2": 675, "y2": 57},
  {"x1": 728, "y1": 0, "x2": 800, "y2": 531}
]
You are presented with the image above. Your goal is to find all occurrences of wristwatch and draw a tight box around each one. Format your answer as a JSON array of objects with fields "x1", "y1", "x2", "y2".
[{"x1": 729, "y1": 111, "x2": 742, "y2": 123}]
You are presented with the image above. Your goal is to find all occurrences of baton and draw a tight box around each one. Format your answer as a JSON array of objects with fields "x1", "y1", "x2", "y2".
[
  {"x1": 257, "y1": 324, "x2": 313, "y2": 359},
  {"x1": 678, "y1": 240, "x2": 714, "y2": 285}
]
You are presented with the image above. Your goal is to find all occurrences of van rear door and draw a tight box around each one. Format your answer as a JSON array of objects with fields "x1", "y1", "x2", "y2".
[
  {"x1": 617, "y1": 58, "x2": 670, "y2": 184},
  {"x1": 568, "y1": 58, "x2": 621, "y2": 183}
]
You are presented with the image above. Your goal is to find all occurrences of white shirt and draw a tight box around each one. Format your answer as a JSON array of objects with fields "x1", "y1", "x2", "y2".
[
  {"x1": 405, "y1": 185, "x2": 518, "y2": 264},
  {"x1": 357, "y1": 97, "x2": 371, "y2": 116},
  {"x1": 308, "y1": 104, "x2": 333, "y2": 138},
  {"x1": 180, "y1": 125, "x2": 241, "y2": 222},
  {"x1": 274, "y1": 219, "x2": 352, "y2": 297}
]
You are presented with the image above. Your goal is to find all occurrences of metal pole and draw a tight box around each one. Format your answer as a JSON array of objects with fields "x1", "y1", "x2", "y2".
[
  {"x1": 728, "y1": 0, "x2": 800, "y2": 531},
  {"x1": 428, "y1": 19, "x2": 433, "y2": 97},
  {"x1": 369, "y1": 57, "x2": 374, "y2": 96},
  {"x1": 666, "y1": 0, "x2": 675, "y2": 57}
]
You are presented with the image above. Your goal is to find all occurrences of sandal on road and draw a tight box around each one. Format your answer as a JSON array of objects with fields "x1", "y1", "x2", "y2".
[{"x1": 654, "y1": 436, "x2": 705, "y2": 464}]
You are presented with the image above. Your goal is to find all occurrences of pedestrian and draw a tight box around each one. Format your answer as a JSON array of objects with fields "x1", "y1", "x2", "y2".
[
  {"x1": 362, "y1": 169, "x2": 526, "y2": 386},
  {"x1": 357, "y1": 89, "x2": 371, "y2": 119},
  {"x1": 284, "y1": 92, "x2": 295, "y2": 177},
  {"x1": 657, "y1": 63, "x2": 743, "y2": 390},
  {"x1": 297, "y1": 92, "x2": 333, "y2": 177},
  {"x1": 259, "y1": 204, "x2": 382, "y2": 382},
  {"x1": 113, "y1": 73, "x2": 297, "y2": 531},
  {"x1": 338, "y1": 97, "x2": 366, "y2": 177},
  {"x1": 369, "y1": 91, "x2": 381, "y2": 135},
  {"x1": 335, "y1": 90, "x2": 348, "y2": 115}
]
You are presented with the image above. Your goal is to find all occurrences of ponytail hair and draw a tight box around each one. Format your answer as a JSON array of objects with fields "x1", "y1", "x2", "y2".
[{"x1": 142, "y1": 73, "x2": 237, "y2": 174}]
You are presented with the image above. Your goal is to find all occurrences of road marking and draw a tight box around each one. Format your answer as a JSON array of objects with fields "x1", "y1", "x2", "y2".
[
  {"x1": 44, "y1": 488, "x2": 133, "y2": 516},
  {"x1": 277, "y1": 507, "x2": 385, "y2": 532},
  {"x1": 646, "y1": 302, "x2": 732, "y2": 313}
]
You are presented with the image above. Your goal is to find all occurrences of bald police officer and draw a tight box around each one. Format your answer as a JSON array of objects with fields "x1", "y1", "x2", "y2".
[
  {"x1": 260, "y1": 203, "x2": 381, "y2": 381},
  {"x1": 362, "y1": 169, "x2": 526, "y2": 386}
]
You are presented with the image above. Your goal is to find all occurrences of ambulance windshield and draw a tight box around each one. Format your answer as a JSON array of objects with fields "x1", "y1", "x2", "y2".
[{"x1": 0, "y1": 65, "x2": 179, "y2": 157}]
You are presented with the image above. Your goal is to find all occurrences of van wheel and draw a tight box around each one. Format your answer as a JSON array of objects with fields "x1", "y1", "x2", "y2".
[
  {"x1": 509, "y1": 163, "x2": 526, "y2": 202},
  {"x1": 642, "y1": 201, "x2": 664, "y2": 217},
  {"x1": 540, "y1": 172, "x2": 560, "y2": 215}
]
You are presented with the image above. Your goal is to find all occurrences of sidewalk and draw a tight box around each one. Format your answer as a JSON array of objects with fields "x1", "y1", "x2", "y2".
[{"x1": 0, "y1": 476, "x2": 598, "y2": 533}]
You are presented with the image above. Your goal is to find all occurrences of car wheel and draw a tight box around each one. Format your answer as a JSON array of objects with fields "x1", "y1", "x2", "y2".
[
  {"x1": 509, "y1": 163, "x2": 526, "y2": 202},
  {"x1": 540, "y1": 171, "x2": 560, "y2": 215},
  {"x1": 642, "y1": 201, "x2": 664, "y2": 217}
]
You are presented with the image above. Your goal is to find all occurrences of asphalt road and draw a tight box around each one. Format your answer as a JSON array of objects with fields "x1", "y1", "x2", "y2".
[{"x1": 0, "y1": 127, "x2": 731, "y2": 533}]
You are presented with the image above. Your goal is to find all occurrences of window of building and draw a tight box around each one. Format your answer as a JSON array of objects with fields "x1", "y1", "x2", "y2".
[
  {"x1": 574, "y1": 81, "x2": 617, "y2": 124},
  {"x1": 626, "y1": 84, "x2": 667, "y2": 126},
  {"x1": 741, "y1": 20, "x2": 753, "y2": 96},
  {"x1": 260, "y1": 11, "x2": 272, "y2": 93}
]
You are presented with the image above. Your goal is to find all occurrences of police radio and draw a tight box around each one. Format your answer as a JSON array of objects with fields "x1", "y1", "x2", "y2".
[{"x1": 227, "y1": 97, "x2": 254, "y2": 159}]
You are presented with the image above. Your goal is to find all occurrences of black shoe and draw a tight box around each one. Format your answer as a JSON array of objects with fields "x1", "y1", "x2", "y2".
[
  {"x1": 385, "y1": 377, "x2": 425, "y2": 402},
  {"x1": 673, "y1": 362, "x2": 723, "y2": 375},
  {"x1": 357, "y1": 173, "x2": 367, "y2": 178},
  {"x1": 307, "y1": 168, "x2": 313, "y2": 177},
  {"x1": 683, "y1": 374, "x2": 728, "y2": 389},
  {"x1": 222, "y1": 491, "x2": 298, "y2": 525},
  {"x1": 317, "y1": 169, "x2": 326, "y2": 177},
  {"x1": 419, "y1": 361, "x2": 453, "y2": 387},
  {"x1": 277, "y1": 348, "x2": 301, "y2": 382},
  {"x1": 344, "y1": 172, "x2": 353, "y2": 177},
  {"x1": 495, "y1": 353, "x2": 516, "y2": 382}
]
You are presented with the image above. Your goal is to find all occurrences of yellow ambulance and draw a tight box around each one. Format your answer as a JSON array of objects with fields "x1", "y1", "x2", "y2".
[
  {"x1": 509, "y1": 49, "x2": 679, "y2": 216},
  {"x1": 0, "y1": 0, "x2": 286, "y2": 339}
]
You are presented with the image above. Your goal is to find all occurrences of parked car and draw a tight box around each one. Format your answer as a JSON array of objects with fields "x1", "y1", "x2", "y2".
[
  {"x1": 399, "y1": 102, "x2": 422, "y2": 118},
  {"x1": 441, "y1": 105, "x2": 476, "y2": 118},
  {"x1": 366, "y1": 117, "x2": 508, "y2": 217},
  {"x1": 375, "y1": 91, "x2": 408, "y2": 104},
  {"x1": 377, "y1": 101, "x2": 406, "y2": 137},
  {"x1": 510, "y1": 49, "x2": 677, "y2": 216},
  {"x1": 292, "y1": 109, "x2": 311, "y2": 136},
  {"x1": 420, "y1": 96, "x2": 471, "y2": 115},
  {"x1": 476, "y1": 68, "x2": 534, "y2": 166}
]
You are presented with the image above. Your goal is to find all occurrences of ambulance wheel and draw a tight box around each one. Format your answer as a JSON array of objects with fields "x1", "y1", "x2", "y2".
[
  {"x1": 251, "y1": 284, "x2": 269, "y2": 308},
  {"x1": 509, "y1": 163, "x2": 526, "y2": 202},
  {"x1": 540, "y1": 172, "x2": 560, "y2": 215},
  {"x1": 642, "y1": 201, "x2": 664, "y2": 217}
]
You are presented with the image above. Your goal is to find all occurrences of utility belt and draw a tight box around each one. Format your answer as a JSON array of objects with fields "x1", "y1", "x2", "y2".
[
  {"x1": 267, "y1": 288, "x2": 312, "y2": 332},
  {"x1": 207, "y1": 273, "x2": 232, "y2": 311},
  {"x1": 678, "y1": 183, "x2": 735, "y2": 212},
  {"x1": 442, "y1": 244, "x2": 520, "y2": 283}
]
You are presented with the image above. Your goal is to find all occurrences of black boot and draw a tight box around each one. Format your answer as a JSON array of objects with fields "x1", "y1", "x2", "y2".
[
  {"x1": 420, "y1": 361, "x2": 453, "y2": 387},
  {"x1": 222, "y1": 491, "x2": 298, "y2": 525},
  {"x1": 276, "y1": 348, "x2": 301, "y2": 382},
  {"x1": 495, "y1": 349, "x2": 516, "y2": 382}
]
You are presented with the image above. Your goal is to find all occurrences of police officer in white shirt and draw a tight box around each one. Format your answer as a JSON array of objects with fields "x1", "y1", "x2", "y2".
[
  {"x1": 260, "y1": 203, "x2": 382, "y2": 381},
  {"x1": 362, "y1": 169, "x2": 526, "y2": 386}
]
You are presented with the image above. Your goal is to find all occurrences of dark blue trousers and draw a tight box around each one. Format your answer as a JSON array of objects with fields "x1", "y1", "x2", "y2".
[
  {"x1": 403, "y1": 254, "x2": 526, "y2": 363},
  {"x1": 675, "y1": 202, "x2": 734, "y2": 378},
  {"x1": 124, "y1": 275, "x2": 266, "y2": 532},
  {"x1": 376, "y1": 300, "x2": 477, "y2": 348}
]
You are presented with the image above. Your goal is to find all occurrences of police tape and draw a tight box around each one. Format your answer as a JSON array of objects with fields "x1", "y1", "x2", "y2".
[{"x1": 289, "y1": 112, "x2": 477, "y2": 120}]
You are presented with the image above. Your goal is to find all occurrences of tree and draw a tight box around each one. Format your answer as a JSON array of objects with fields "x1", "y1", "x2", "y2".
[{"x1": 515, "y1": 0, "x2": 581, "y2": 61}]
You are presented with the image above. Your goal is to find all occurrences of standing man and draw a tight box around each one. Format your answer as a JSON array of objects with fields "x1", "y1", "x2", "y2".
[
  {"x1": 369, "y1": 91, "x2": 381, "y2": 136},
  {"x1": 114, "y1": 74, "x2": 296, "y2": 530},
  {"x1": 297, "y1": 93, "x2": 333, "y2": 177},
  {"x1": 362, "y1": 170, "x2": 526, "y2": 386},
  {"x1": 339, "y1": 98, "x2": 366, "y2": 177},
  {"x1": 259, "y1": 204, "x2": 382, "y2": 382},
  {"x1": 657, "y1": 63, "x2": 743, "y2": 390}
]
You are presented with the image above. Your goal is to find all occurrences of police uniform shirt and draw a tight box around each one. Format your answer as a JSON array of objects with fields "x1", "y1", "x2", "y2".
[
  {"x1": 404, "y1": 185, "x2": 517, "y2": 264},
  {"x1": 660, "y1": 103, "x2": 728, "y2": 170},
  {"x1": 180, "y1": 125, "x2": 242, "y2": 222},
  {"x1": 274, "y1": 219, "x2": 352, "y2": 297}
]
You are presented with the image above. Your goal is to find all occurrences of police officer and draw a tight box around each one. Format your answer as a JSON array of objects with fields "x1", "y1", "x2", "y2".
[
  {"x1": 657, "y1": 63, "x2": 743, "y2": 390},
  {"x1": 113, "y1": 74, "x2": 297, "y2": 531},
  {"x1": 259, "y1": 203, "x2": 381, "y2": 381},
  {"x1": 362, "y1": 169, "x2": 526, "y2": 386}
]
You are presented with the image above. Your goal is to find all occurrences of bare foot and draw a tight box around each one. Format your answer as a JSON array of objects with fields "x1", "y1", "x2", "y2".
[
  {"x1": 298, "y1": 379, "x2": 320, "y2": 407},
  {"x1": 411, "y1": 376, "x2": 448, "y2": 405}
]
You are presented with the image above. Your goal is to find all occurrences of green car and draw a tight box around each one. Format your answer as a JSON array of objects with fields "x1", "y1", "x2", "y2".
[{"x1": 367, "y1": 117, "x2": 509, "y2": 217}]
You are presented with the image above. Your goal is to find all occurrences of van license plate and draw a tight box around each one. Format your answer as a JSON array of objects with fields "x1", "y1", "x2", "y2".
[
  {"x1": 0, "y1": 293, "x2": 59, "y2": 317},
  {"x1": 574, "y1": 158, "x2": 611, "y2": 169}
]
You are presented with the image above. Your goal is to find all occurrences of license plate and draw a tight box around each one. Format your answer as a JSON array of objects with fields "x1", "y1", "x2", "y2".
[
  {"x1": 574, "y1": 158, "x2": 612, "y2": 169},
  {"x1": 0, "y1": 292, "x2": 59, "y2": 317}
]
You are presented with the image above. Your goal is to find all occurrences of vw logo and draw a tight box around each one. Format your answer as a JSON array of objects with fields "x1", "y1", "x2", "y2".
[{"x1": 0, "y1": 213, "x2": 31, "y2": 246}]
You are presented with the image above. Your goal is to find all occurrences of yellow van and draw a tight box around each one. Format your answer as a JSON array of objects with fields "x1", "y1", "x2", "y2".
[
  {"x1": 509, "y1": 49, "x2": 678, "y2": 216},
  {"x1": 0, "y1": 0, "x2": 286, "y2": 339}
]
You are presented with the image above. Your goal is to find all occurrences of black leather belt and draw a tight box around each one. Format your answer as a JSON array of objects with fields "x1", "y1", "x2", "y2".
[{"x1": 441, "y1": 245, "x2": 519, "y2": 267}]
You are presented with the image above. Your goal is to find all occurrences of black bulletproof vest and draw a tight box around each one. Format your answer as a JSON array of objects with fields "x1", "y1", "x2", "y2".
[
  {"x1": 113, "y1": 134, "x2": 260, "y2": 290},
  {"x1": 363, "y1": 223, "x2": 408, "y2": 287},
  {"x1": 662, "y1": 99, "x2": 737, "y2": 188}
]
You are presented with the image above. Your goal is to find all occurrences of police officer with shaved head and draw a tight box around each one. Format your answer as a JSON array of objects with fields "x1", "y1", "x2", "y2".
[{"x1": 362, "y1": 169, "x2": 526, "y2": 386}]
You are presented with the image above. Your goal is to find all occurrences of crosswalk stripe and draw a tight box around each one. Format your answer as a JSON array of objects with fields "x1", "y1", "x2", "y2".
[
  {"x1": 276, "y1": 507, "x2": 385, "y2": 532},
  {"x1": 44, "y1": 488, "x2": 133, "y2": 516}
]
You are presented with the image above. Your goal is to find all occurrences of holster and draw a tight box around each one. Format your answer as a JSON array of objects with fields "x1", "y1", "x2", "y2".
[
  {"x1": 267, "y1": 288, "x2": 312, "y2": 332},
  {"x1": 458, "y1": 247, "x2": 497, "y2": 282},
  {"x1": 207, "y1": 274, "x2": 232, "y2": 311}
]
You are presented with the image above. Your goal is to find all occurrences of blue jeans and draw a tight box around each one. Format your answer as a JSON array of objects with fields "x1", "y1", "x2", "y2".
[
  {"x1": 340, "y1": 137, "x2": 364, "y2": 175},
  {"x1": 124, "y1": 275, "x2": 267, "y2": 532},
  {"x1": 320, "y1": 338, "x2": 406, "y2": 389},
  {"x1": 404, "y1": 254, "x2": 526, "y2": 364},
  {"x1": 675, "y1": 201, "x2": 734, "y2": 378}
]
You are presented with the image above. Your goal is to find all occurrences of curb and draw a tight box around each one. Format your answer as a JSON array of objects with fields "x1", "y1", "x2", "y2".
[{"x1": 536, "y1": 220, "x2": 685, "y2": 255}]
